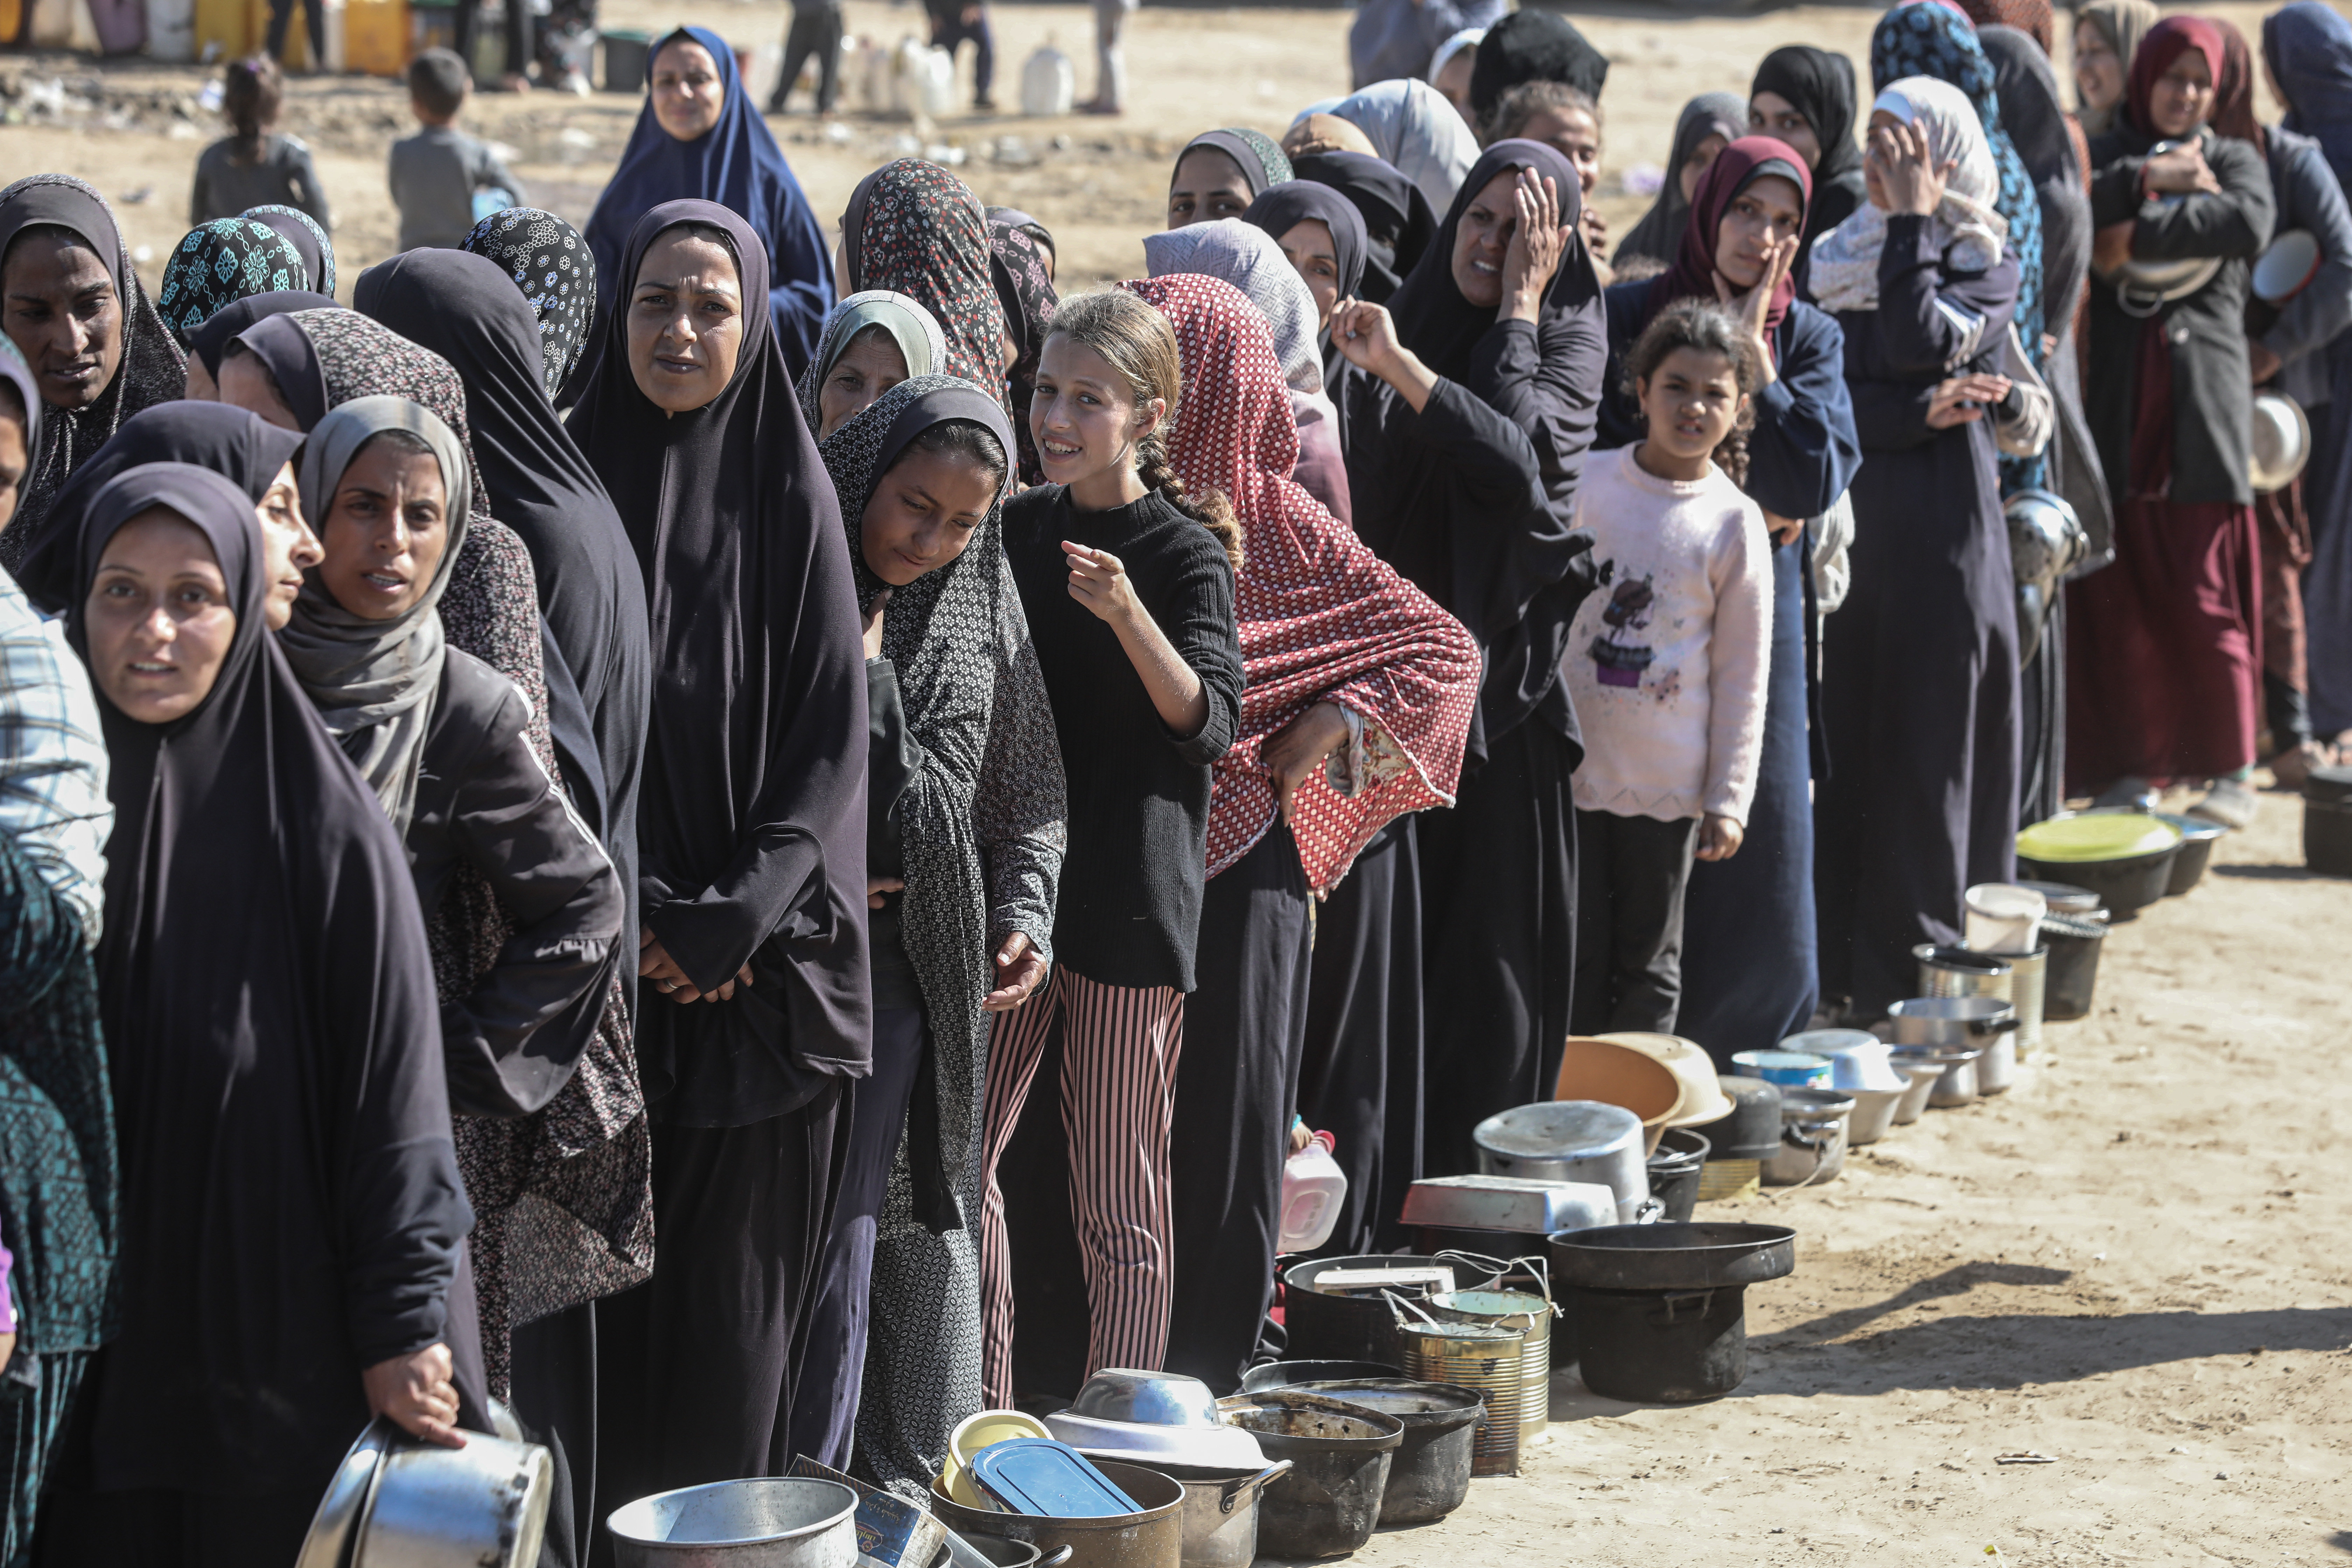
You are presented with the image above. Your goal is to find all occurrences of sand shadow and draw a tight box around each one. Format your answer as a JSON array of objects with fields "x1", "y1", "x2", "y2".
[{"x1": 2211, "y1": 863, "x2": 2330, "y2": 882}]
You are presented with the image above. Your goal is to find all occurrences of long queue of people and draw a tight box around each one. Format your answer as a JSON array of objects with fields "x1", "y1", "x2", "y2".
[{"x1": 0, "y1": 2, "x2": 2348, "y2": 1564}]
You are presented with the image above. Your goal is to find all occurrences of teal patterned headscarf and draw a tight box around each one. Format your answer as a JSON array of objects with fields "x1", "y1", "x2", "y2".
[{"x1": 156, "y1": 219, "x2": 307, "y2": 351}]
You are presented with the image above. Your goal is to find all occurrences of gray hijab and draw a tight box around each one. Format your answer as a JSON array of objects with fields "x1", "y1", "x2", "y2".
[
  {"x1": 282, "y1": 396, "x2": 474, "y2": 835},
  {"x1": 796, "y1": 289, "x2": 948, "y2": 431},
  {"x1": 1142, "y1": 218, "x2": 1323, "y2": 397}
]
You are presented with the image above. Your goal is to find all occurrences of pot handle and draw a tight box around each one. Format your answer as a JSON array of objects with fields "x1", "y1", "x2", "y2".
[
  {"x1": 1633, "y1": 1198, "x2": 1665, "y2": 1224},
  {"x1": 1038, "y1": 1549, "x2": 1075, "y2": 1568},
  {"x1": 1220, "y1": 1460, "x2": 1293, "y2": 1513},
  {"x1": 1383, "y1": 1288, "x2": 1443, "y2": 1329},
  {"x1": 1970, "y1": 1016, "x2": 2022, "y2": 1035},
  {"x1": 1652, "y1": 1289, "x2": 1716, "y2": 1325}
]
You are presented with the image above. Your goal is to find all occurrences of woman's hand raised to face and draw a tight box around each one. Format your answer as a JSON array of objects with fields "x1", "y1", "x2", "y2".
[
  {"x1": 983, "y1": 931, "x2": 1048, "y2": 1011},
  {"x1": 1867, "y1": 119, "x2": 1954, "y2": 218},
  {"x1": 1500, "y1": 168, "x2": 1572, "y2": 323}
]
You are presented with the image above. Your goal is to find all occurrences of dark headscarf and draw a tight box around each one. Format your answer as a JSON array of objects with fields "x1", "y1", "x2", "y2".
[
  {"x1": 2078, "y1": 0, "x2": 2160, "y2": 135},
  {"x1": 184, "y1": 288, "x2": 336, "y2": 380},
  {"x1": 2209, "y1": 18, "x2": 2266, "y2": 154},
  {"x1": 2267, "y1": 2, "x2": 2352, "y2": 188},
  {"x1": 1980, "y1": 25, "x2": 2092, "y2": 334},
  {"x1": 2127, "y1": 16, "x2": 2225, "y2": 142},
  {"x1": 840, "y1": 159, "x2": 1011, "y2": 411},
  {"x1": 0, "y1": 175, "x2": 186, "y2": 573},
  {"x1": 352, "y1": 245, "x2": 647, "y2": 875},
  {"x1": 241, "y1": 203, "x2": 336, "y2": 295},
  {"x1": 1752, "y1": 46, "x2": 1869, "y2": 244},
  {"x1": 1246, "y1": 179, "x2": 1371, "y2": 397},
  {"x1": 568, "y1": 200, "x2": 870, "y2": 1120},
  {"x1": 1175, "y1": 129, "x2": 1294, "y2": 199},
  {"x1": 462, "y1": 207, "x2": 599, "y2": 401},
  {"x1": 1292, "y1": 149, "x2": 1435, "y2": 303},
  {"x1": 1469, "y1": 10, "x2": 1608, "y2": 118},
  {"x1": 7, "y1": 400, "x2": 300, "y2": 614},
  {"x1": 986, "y1": 215, "x2": 1057, "y2": 487},
  {"x1": 1391, "y1": 138, "x2": 1594, "y2": 380},
  {"x1": 228, "y1": 311, "x2": 330, "y2": 431},
  {"x1": 1954, "y1": 0, "x2": 2052, "y2": 56},
  {"x1": 1651, "y1": 137, "x2": 1811, "y2": 362},
  {"x1": 1873, "y1": 1, "x2": 2046, "y2": 366},
  {"x1": 156, "y1": 219, "x2": 307, "y2": 350},
  {"x1": 70, "y1": 461, "x2": 470, "y2": 1494},
  {"x1": 985, "y1": 206, "x2": 1054, "y2": 270},
  {"x1": 1616, "y1": 92, "x2": 1749, "y2": 267},
  {"x1": 582, "y1": 25, "x2": 835, "y2": 375}
]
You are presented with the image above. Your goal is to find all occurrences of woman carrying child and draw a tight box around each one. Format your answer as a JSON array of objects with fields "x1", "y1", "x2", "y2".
[{"x1": 1569, "y1": 300, "x2": 1771, "y2": 1036}]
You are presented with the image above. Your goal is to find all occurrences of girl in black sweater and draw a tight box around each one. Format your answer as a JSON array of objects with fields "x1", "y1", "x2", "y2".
[{"x1": 980, "y1": 290, "x2": 1244, "y2": 1405}]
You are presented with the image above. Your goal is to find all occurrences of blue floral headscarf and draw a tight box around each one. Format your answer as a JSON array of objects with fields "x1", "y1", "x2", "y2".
[
  {"x1": 156, "y1": 218, "x2": 308, "y2": 351},
  {"x1": 242, "y1": 204, "x2": 336, "y2": 295},
  {"x1": 1873, "y1": 0, "x2": 2046, "y2": 488}
]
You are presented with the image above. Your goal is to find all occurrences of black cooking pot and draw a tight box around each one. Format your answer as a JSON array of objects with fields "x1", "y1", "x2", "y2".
[
  {"x1": 1547, "y1": 1224, "x2": 1797, "y2": 1404},
  {"x1": 1643, "y1": 1128, "x2": 1710, "y2": 1223},
  {"x1": 1688, "y1": 1076, "x2": 1780, "y2": 1162}
]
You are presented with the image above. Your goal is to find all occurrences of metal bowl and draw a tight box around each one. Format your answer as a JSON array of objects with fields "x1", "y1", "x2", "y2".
[
  {"x1": 2252, "y1": 390, "x2": 2311, "y2": 493},
  {"x1": 1040, "y1": 1409, "x2": 1267, "y2": 1470},
  {"x1": 607, "y1": 1478, "x2": 858, "y2": 1567},
  {"x1": 301, "y1": 1417, "x2": 554, "y2": 1568},
  {"x1": 1067, "y1": 1368, "x2": 1223, "y2": 1428}
]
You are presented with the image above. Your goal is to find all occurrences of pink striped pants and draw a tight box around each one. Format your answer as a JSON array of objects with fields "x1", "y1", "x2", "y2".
[{"x1": 978, "y1": 965, "x2": 1184, "y2": 1407}]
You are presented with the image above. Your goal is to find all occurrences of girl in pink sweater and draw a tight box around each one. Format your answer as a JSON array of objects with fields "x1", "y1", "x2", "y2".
[{"x1": 1567, "y1": 300, "x2": 1772, "y2": 1035}]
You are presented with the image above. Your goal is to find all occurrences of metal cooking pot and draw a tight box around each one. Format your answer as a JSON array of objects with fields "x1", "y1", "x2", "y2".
[
  {"x1": 929, "y1": 1461, "x2": 1185, "y2": 1568},
  {"x1": 1098, "y1": 1461, "x2": 1287, "y2": 1568},
  {"x1": 606, "y1": 1480, "x2": 859, "y2": 1568},
  {"x1": 1762, "y1": 1088, "x2": 1854, "y2": 1187},
  {"x1": 1886, "y1": 995, "x2": 2019, "y2": 1047},
  {"x1": 1892, "y1": 1045, "x2": 1984, "y2": 1108},
  {"x1": 2005, "y1": 488, "x2": 2088, "y2": 666},
  {"x1": 2252, "y1": 390, "x2": 2312, "y2": 493},
  {"x1": 300, "y1": 1417, "x2": 554, "y2": 1568},
  {"x1": 1289, "y1": 1380, "x2": 1483, "y2": 1525},
  {"x1": 1472, "y1": 1101, "x2": 1651, "y2": 1222}
]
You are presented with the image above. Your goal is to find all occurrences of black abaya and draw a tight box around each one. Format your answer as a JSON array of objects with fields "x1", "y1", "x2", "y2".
[
  {"x1": 1164, "y1": 819, "x2": 1313, "y2": 1395},
  {"x1": 353, "y1": 248, "x2": 652, "y2": 1014},
  {"x1": 566, "y1": 200, "x2": 869, "y2": 1524},
  {"x1": 55, "y1": 463, "x2": 475, "y2": 1508}
]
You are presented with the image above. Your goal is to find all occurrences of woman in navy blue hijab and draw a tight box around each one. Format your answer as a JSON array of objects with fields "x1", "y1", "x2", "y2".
[{"x1": 584, "y1": 26, "x2": 835, "y2": 376}]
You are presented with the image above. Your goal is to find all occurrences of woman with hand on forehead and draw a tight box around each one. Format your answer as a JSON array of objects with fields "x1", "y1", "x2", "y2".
[{"x1": 1596, "y1": 135, "x2": 1859, "y2": 1058}]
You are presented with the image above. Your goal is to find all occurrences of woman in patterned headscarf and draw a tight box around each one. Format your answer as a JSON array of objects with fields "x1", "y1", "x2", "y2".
[
  {"x1": 241, "y1": 203, "x2": 335, "y2": 295},
  {"x1": 463, "y1": 207, "x2": 599, "y2": 402},
  {"x1": 0, "y1": 175, "x2": 185, "y2": 570},
  {"x1": 1871, "y1": 0, "x2": 2047, "y2": 488},
  {"x1": 799, "y1": 374, "x2": 1063, "y2": 1488},
  {"x1": 1127, "y1": 272, "x2": 1478, "y2": 1393},
  {"x1": 838, "y1": 159, "x2": 1010, "y2": 411},
  {"x1": 1168, "y1": 129, "x2": 1293, "y2": 227},
  {"x1": 987, "y1": 214, "x2": 1057, "y2": 487},
  {"x1": 156, "y1": 218, "x2": 308, "y2": 351}
]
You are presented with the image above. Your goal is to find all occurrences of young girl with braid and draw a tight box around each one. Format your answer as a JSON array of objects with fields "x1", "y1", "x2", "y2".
[{"x1": 980, "y1": 290, "x2": 1243, "y2": 1405}]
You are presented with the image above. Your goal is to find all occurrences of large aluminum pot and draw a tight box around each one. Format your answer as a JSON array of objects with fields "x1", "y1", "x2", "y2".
[
  {"x1": 1886, "y1": 995, "x2": 2018, "y2": 1049},
  {"x1": 607, "y1": 1479, "x2": 859, "y2": 1567},
  {"x1": 300, "y1": 1417, "x2": 553, "y2": 1568},
  {"x1": 1472, "y1": 1101, "x2": 1650, "y2": 1223}
]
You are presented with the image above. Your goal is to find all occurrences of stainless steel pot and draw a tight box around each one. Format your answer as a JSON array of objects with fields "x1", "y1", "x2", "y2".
[
  {"x1": 300, "y1": 1417, "x2": 554, "y2": 1568},
  {"x1": 607, "y1": 1479, "x2": 859, "y2": 1567},
  {"x1": 1886, "y1": 995, "x2": 2019, "y2": 1048},
  {"x1": 1913, "y1": 945, "x2": 2015, "y2": 1004},
  {"x1": 1975, "y1": 1034, "x2": 2018, "y2": 1094},
  {"x1": 1892, "y1": 1045, "x2": 1984, "y2": 1109},
  {"x1": 1472, "y1": 1101, "x2": 1649, "y2": 1223},
  {"x1": 1890, "y1": 1059, "x2": 1945, "y2": 1124},
  {"x1": 1842, "y1": 1082, "x2": 1909, "y2": 1146},
  {"x1": 1762, "y1": 1088, "x2": 1854, "y2": 1187},
  {"x1": 1109, "y1": 1461, "x2": 1287, "y2": 1568}
]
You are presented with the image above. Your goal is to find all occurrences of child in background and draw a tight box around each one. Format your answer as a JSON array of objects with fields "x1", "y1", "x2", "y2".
[
  {"x1": 1566, "y1": 299, "x2": 1770, "y2": 1036},
  {"x1": 189, "y1": 56, "x2": 332, "y2": 233},
  {"x1": 389, "y1": 49, "x2": 528, "y2": 252},
  {"x1": 1484, "y1": 80, "x2": 1608, "y2": 262}
]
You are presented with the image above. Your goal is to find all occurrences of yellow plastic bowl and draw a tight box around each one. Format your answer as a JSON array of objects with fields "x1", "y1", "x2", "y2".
[
  {"x1": 2016, "y1": 813, "x2": 2180, "y2": 863},
  {"x1": 939, "y1": 1409, "x2": 1052, "y2": 1509}
]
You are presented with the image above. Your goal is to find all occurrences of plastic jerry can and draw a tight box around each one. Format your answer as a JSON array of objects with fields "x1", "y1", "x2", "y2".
[
  {"x1": 1278, "y1": 1130, "x2": 1347, "y2": 1254},
  {"x1": 340, "y1": 0, "x2": 405, "y2": 76},
  {"x1": 1019, "y1": 44, "x2": 1072, "y2": 118}
]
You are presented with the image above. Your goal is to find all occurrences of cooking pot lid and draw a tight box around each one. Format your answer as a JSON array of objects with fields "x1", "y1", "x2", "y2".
[
  {"x1": 969, "y1": 1441, "x2": 1143, "y2": 1519},
  {"x1": 2254, "y1": 228, "x2": 2322, "y2": 301},
  {"x1": 2251, "y1": 391, "x2": 2312, "y2": 493},
  {"x1": 1474, "y1": 1100, "x2": 1642, "y2": 1158},
  {"x1": 2017, "y1": 813, "x2": 2180, "y2": 862}
]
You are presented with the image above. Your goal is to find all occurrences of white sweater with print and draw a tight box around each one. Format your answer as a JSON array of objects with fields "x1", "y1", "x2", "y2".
[{"x1": 1565, "y1": 445, "x2": 1771, "y2": 825}]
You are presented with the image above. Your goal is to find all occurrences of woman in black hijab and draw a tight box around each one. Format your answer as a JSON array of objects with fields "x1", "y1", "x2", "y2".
[
  {"x1": 354, "y1": 247, "x2": 652, "y2": 992},
  {"x1": 180, "y1": 287, "x2": 336, "y2": 401},
  {"x1": 1292, "y1": 150, "x2": 1435, "y2": 306},
  {"x1": 0, "y1": 176, "x2": 186, "y2": 570},
  {"x1": 1246, "y1": 178, "x2": 1371, "y2": 405},
  {"x1": 1615, "y1": 93, "x2": 1748, "y2": 268},
  {"x1": 1338, "y1": 137, "x2": 1602, "y2": 1178},
  {"x1": 1750, "y1": 46, "x2": 1871, "y2": 248},
  {"x1": 6, "y1": 400, "x2": 304, "y2": 615},
  {"x1": 1469, "y1": 10, "x2": 1608, "y2": 124},
  {"x1": 40, "y1": 462, "x2": 478, "y2": 1564},
  {"x1": 567, "y1": 198, "x2": 870, "y2": 1507}
]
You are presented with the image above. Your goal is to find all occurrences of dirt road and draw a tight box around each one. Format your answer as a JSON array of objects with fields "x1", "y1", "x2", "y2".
[{"x1": 5, "y1": 7, "x2": 2350, "y2": 1560}]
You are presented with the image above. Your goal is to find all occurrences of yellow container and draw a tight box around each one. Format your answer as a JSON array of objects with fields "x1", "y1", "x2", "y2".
[
  {"x1": 195, "y1": 0, "x2": 257, "y2": 62},
  {"x1": 342, "y1": 0, "x2": 407, "y2": 76}
]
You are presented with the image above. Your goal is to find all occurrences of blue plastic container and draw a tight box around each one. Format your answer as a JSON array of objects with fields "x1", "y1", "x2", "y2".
[
  {"x1": 1729, "y1": 1050, "x2": 1832, "y2": 1088},
  {"x1": 967, "y1": 1440, "x2": 1142, "y2": 1519}
]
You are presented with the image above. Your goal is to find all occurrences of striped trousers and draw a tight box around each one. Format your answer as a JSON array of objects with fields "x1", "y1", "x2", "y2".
[{"x1": 978, "y1": 966, "x2": 1183, "y2": 1408}]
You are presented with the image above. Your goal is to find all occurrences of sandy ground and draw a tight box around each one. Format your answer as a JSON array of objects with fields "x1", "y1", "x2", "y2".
[{"x1": 7, "y1": 7, "x2": 2352, "y2": 1562}]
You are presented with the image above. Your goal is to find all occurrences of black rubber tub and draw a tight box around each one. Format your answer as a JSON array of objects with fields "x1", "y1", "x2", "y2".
[
  {"x1": 1292, "y1": 1378, "x2": 1484, "y2": 1525},
  {"x1": 1280, "y1": 1255, "x2": 1448, "y2": 1368},
  {"x1": 1644, "y1": 1128, "x2": 1710, "y2": 1223},
  {"x1": 1547, "y1": 1223, "x2": 1796, "y2": 1403},
  {"x1": 1215, "y1": 1391, "x2": 1402, "y2": 1559},
  {"x1": 2152, "y1": 812, "x2": 2228, "y2": 895},
  {"x1": 2016, "y1": 842, "x2": 2179, "y2": 919}
]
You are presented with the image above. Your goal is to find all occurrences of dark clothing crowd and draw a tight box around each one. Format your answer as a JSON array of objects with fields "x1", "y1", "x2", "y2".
[{"x1": 0, "y1": 3, "x2": 2347, "y2": 1563}]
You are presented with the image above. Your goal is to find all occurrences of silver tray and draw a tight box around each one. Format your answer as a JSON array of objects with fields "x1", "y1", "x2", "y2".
[{"x1": 1398, "y1": 1175, "x2": 1620, "y2": 1236}]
